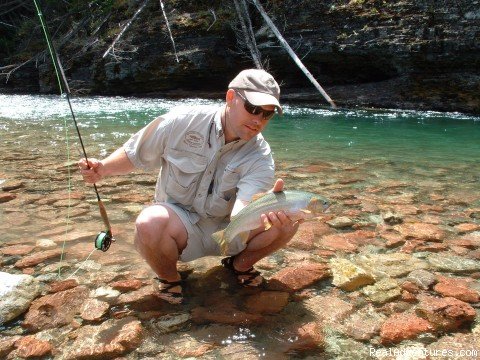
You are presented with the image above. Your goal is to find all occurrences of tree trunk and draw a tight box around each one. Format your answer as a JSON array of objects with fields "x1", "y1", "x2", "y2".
[{"x1": 250, "y1": 0, "x2": 337, "y2": 108}]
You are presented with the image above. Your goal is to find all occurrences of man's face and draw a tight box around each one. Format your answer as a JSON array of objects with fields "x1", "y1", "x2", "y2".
[{"x1": 226, "y1": 90, "x2": 276, "y2": 142}]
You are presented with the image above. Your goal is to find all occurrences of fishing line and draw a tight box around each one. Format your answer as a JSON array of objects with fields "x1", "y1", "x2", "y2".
[{"x1": 33, "y1": 0, "x2": 114, "y2": 264}]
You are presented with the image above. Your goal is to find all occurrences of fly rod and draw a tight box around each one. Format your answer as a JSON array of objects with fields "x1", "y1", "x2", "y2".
[{"x1": 33, "y1": 0, "x2": 114, "y2": 251}]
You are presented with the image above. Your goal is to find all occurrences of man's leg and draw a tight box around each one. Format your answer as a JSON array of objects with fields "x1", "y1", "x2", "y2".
[
  {"x1": 225, "y1": 211, "x2": 301, "y2": 285},
  {"x1": 134, "y1": 205, "x2": 188, "y2": 300}
]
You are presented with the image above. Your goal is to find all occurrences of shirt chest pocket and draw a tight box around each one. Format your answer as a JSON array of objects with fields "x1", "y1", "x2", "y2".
[{"x1": 165, "y1": 149, "x2": 207, "y2": 205}]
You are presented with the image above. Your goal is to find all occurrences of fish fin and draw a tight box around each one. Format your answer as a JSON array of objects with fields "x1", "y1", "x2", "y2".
[
  {"x1": 263, "y1": 217, "x2": 272, "y2": 231},
  {"x1": 251, "y1": 192, "x2": 268, "y2": 202},
  {"x1": 211, "y1": 230, "x2": 227, "y2": 254},
  {"x1": 238, "y1": 231, "x2": 250, "y2": 245}
]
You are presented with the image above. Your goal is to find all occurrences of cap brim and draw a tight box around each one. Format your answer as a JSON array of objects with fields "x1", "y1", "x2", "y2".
[{"x1": 243, "y1": 90, "x2": 283, "y2": 116}]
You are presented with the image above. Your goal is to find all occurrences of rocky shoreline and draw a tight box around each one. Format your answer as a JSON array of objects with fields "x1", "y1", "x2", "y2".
[{"x1": 1, "y1": 0, "x2": 479, "y2": 114}]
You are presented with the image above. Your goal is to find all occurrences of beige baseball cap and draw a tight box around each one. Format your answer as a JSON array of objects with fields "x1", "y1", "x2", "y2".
[{"x1": 228, "y1": 69, "x2": 283, "y2": 115}]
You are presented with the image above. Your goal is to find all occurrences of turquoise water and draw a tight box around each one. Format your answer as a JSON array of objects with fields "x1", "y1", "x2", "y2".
[{"x1": 1, "y1": 94, "x2": 479, "y2": 165}]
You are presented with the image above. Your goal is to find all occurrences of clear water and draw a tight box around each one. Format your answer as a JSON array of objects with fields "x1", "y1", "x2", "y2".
[{"x1": 1, "y1": 94, "x2": 479, "y2": 357}]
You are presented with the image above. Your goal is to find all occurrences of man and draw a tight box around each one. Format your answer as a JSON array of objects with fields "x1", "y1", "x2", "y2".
[{"x1": 79, "y1": 69, "x2": 300, "y2": 304}]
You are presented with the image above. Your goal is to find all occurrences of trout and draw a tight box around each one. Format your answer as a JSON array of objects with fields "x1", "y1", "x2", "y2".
[{"x1": 211, "y1": 190, "x2": 330, "y2": 255}]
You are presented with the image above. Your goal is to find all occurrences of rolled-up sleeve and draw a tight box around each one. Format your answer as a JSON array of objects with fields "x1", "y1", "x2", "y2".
[
  {"x1": 123, "y1": 114, "x2": 174, "y2": 170},
  {"x1": 236, "y1": 155, "x2": 275, "y2": 201}
]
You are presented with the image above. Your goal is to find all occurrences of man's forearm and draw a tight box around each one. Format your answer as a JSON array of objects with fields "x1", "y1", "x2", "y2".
[{"x1": 101, "y1": 147, "x2": 135, "y2": 177}]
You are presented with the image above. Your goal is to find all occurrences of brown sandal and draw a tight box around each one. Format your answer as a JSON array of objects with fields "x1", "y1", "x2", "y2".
[
  {"x1": 153, "y1": 277, "x2": 183, "y2": 304},
  {"x1": 221, "y1": 256, "x2": 264, "y2": 287}
]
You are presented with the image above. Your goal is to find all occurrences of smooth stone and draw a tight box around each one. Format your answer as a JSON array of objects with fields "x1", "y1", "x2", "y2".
[
  {"x1": 361, "y1": 277, "x2": 401, "y2": 304},
  {"x1": 0, "y1": 272, "x2": 41, "y2": 325},
  {"x1": 427, "y1": 253, "x2": 480, "y2": 273},
  {"x1": 151, "y1": 312, "x2": 191, "y2": 334}
]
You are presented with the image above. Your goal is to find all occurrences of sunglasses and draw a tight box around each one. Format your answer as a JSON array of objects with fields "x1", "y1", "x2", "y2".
[{"x1": 236, "y1": 91, "x2": 276, "y2": 119}]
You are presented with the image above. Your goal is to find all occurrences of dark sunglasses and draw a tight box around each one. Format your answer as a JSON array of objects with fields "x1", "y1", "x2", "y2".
[{"x1": 236, "y1": 91, "x2": 276, "y2": 119}]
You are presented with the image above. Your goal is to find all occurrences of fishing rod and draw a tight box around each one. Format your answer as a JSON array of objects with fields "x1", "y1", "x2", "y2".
[{"x1": 33, "y1": 0, "x2": 114, "y2": 251}]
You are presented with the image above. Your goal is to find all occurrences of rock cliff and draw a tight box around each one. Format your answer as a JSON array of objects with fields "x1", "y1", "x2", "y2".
[{"x1": 1, "y1": 0, "x2": 479, "y2": 113}]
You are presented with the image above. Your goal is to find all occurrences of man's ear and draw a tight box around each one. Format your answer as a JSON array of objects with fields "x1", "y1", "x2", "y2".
[{"x1": 226, "y1": 89, "x2": 235, "y2": 102}]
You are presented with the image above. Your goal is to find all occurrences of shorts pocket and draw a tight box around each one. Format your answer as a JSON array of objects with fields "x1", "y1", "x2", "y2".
[
  {"x1": 205, "y1": 192, "x2": 234, "y2": 218},
  {"x1": 165, "y1": 149, "x2": 207, "y2": 205}
]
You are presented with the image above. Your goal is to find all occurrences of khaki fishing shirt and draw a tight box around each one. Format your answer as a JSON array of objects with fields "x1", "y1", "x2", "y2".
[{"x1": 124, "y1": 105, "x2": 275, "y2": 224}]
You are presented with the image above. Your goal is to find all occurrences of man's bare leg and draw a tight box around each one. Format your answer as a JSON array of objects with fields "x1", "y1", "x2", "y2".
[{"x1": 134, "y1": 205, "x2": 188, "y2": 302}]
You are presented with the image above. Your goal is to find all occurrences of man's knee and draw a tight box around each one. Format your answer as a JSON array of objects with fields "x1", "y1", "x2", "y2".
[{"x1": 134, "y1": 206, "x2": 169, "y2": 247}]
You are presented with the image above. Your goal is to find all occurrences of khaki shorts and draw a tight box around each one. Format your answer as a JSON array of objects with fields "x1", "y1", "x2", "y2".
[{"x1": 162, "y1": 203, "x2": 248, "y2": 262}]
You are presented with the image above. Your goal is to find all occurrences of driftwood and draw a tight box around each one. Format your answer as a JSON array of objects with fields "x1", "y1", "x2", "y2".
[
  {"x1": 102, "y1": 0, "x2": 150, "y2": 59},
  {"x1": 159, "y1": 0, "x2": 179, "y2": 63},
  {"x1": 233, "y1": 0, "x2": 262, "y2": 69},
  {"x1": 250, "y1": 0, "x2": 337, "y2": 108}
]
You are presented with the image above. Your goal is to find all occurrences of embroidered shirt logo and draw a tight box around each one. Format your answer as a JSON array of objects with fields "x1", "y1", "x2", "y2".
[{"x1": 184, "y1": 131, "x2": 204, "y2": 148}]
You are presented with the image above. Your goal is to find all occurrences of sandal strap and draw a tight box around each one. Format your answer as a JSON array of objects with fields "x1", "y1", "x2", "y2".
[
  {"x1": 154, "y1": 277, "x2": 183, "y2": 298},
  {"x1": 221, "y1": 256, "x2": 263, "y2": 287}
]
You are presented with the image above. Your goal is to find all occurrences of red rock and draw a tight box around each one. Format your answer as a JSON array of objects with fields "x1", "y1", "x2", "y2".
[
  {"x1": 380, "y1": 313, "x2": 434, "y2": 344},
  {"x1": 401, "y1": 290, "x2": 418, "y2": 303},
  {"x1": 314, "y1": 249, "x2": 336, "y2": 258},
  {"x1": 81, "y1": 298, "x2": 110, "y2": 321},
  {"x1": 22, "y1": 268, "x2": 35, "y2": 275},
  {"x1": 48, "y1": 279, "x2": 78, "y2": 293},
  {"x1": 382, "y1": 232, "x2": 406, "y2": 248},
  {"x1": 447, "y1": 238, "x2": 477, "y2": 249},
  {"x1": 318, "y1": 234, "x2": 358, "y2": 252},
  {"x1": 116, "y1": 286, "x2": 165, "y2": 312},
  {"x1": 401, "y1": 281, "x2": 421, "y2": 294},
  {"x1": 394, "y1": 223, "x2": 445, "y2": 241},
  {"x1": 23, "y1": 286, "x2": 89, "y2": 331},
  {"x1": 288, "y1": 222, "x2": 316, "y2": 250},
  {"x1": 14, "y1": 249, "x2": 63, "y2": 268},
  {"x1": 14, "y1": 336, "x2": 52, "y2": 358},
  {"x1": 244, "y1": 291, "x2": 289, "y2": 314},
  {"x1": 0, "y1": 245, "x2": 35, "y2": 256},
  {"x1": 191, "y1": 305, "x2": 263, "y2": 325},
  {"x1": 342, "y1": 306, "x2": 386, "y2": 341},
  {"x1": 304, "y1": 295, "x2": 354, "y2": 326},
  {"x1": 63, "y1": 318, "x2": 143, "y2": 360},
  {"x1": 267, "y1": 263, "x2": 331, "y2": 292},
  {"x1": 415, "y1": 243, "x2": 448, "y2": 252},
  {"x1": 110, "y1": 279, "x2": 143, "y2": 292},
  {"x1": 0, "y1": 193, "x2": 16, "y2": 203},
  {"x1": 416, "y1": 295, "x2": 476, "y2": 331},
  {"x1": 0, "y1": 336, "x2": 19, "y2": 358},
  {"x1": 454, "y1": 223, "x2": 479, "y2": 233},
  {"x1": 283, "y1": 322, "x2": 324, "y2": 353},
  {"x1": 433, "y1": 276, "x2": 480, "y2": 303}
]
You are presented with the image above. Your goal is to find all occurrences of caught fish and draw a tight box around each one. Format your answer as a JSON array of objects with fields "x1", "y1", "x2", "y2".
[{"x1": 212, "y1": 190, "x2": 330, "y2": 254}]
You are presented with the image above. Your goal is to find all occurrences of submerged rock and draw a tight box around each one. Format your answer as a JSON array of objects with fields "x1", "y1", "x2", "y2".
[
  {"x1": 356, "y1": 253, "x2": 429, "y2": 278},
  {"x1": 150, "y1": 312, "x2": 191, "y2": 334},
  {"x1": 267, "y1": 263, "x2": 331, "y2": 292},
  {"x1": 342, "y1": 305, "x2": 386, "y2": 341},
  {"x1": 380, "y1": 312, "x2": 434, "y2": 344},
  {"x1": 361, "y1": 277, "x2": 401, "y2": 304},
  {"x1": 0, "y1": 272, "x2": 41, "y2": 325},
  {"x1": 330, "y1": 258, "x2": 375, "y2": 291},
  {"x1": 61, "y1": 317, "x2": 143, "y2": 360},
  {"x1": 406, "y1": 269, "x2": 437, "y2": 290},
  {"x1": 244, "y1": 291, "x2": 289, "y2": 314},
  {"x1": 23, "y1": 286, "x2": 89, "y2": 331},
  {"x1": 427, "y1": 253, "x2": 480, "y2": 273},
  {"x1": 415, "y1": 295, "x2": 476, "y2": 331}
]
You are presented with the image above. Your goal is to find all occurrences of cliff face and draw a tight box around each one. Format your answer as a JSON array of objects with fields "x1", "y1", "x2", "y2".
[{"x1": 1, "y1": 0, "x2": 479, "y2": 113}]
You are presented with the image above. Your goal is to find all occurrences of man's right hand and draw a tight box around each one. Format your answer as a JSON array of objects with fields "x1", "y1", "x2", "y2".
[{"x1": 78, "y1": 158, "x2": 105, "y2": 183}]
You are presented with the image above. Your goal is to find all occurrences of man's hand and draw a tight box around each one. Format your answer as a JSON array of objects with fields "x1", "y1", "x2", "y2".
[
  {"x1": 260, "y1": 178, "x2": 302, "y2": 247},
  {"x1": 78, "y1": 158, "x2": 105, "y2": 184}
]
